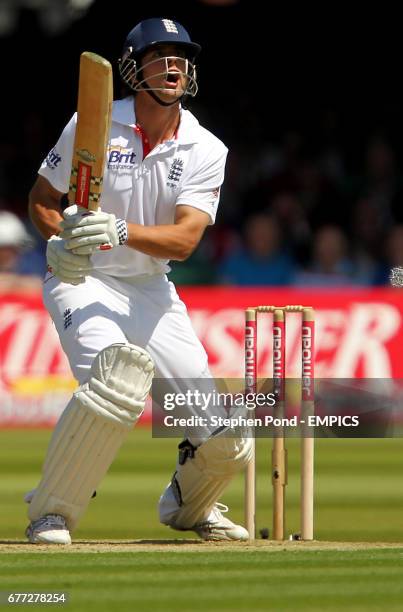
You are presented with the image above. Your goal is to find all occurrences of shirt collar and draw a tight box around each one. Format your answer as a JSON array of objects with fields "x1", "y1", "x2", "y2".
[
  {"x1": 176, "y1": 109, "x2": 200, "y2": 145},
  {"x1": 112, "y1": 96, "x2": 200, "y2": 145},
  {"x1": 112, "y1": 96, "x2": 136, "y2": 127}
]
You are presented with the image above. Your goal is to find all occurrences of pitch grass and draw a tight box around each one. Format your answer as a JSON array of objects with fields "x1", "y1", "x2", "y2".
[
  {"x1": 1, "y1": 430, "x2": 403, "y2": 610},
  {"x1": 1, "y1": 430, "x2": 403, "y2": 541},
  {"x1": 2, "y1": 548, "x2": 403, "y2": 611}
]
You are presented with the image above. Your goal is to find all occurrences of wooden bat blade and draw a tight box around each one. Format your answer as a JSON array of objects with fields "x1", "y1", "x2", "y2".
[{"x1": 68, "y1": 51, "x2": 113, "y2": 211}]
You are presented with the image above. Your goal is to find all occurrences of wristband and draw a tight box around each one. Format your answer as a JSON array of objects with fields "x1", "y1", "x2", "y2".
[{"x1": 116, "y1": 218, "x2": 128, "y2": 245}]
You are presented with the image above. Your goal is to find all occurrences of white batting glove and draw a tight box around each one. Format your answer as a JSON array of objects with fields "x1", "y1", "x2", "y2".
[
  {"x1": 60, "y1": 205, "x2": 128, "y2": 255},
  {"x1": 46, "y1": 235, "x2": 93, "y2": 285}
]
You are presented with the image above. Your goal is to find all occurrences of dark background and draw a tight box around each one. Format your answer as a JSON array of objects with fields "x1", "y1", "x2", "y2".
[
  {"x1": 2, "y1": 0, "x2": 400, "y2": 196},
  {"x1": 1, "y1": 0, "x2": 402, "y2": 284}
]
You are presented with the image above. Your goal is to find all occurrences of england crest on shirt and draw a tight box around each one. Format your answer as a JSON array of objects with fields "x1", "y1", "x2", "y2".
[{"x1": 167, "y1": 158, "x2": 184, "y2": 188}]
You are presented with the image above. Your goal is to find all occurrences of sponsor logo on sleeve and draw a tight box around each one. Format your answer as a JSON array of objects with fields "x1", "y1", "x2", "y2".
[
  {"x1": 210, "y1": 187, "x2": 220, "y2": 211},
  {"x1": 45, "y1": 148, "x2": 62, "y2": 169}
]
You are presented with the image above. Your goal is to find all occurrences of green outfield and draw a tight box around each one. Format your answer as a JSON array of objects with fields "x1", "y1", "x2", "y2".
[{"x1": 1, "y1": 430, "x2": 403, "y2": 610}]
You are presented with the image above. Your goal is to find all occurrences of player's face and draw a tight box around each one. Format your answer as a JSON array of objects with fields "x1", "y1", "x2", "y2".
[
  {"x1": 0, "y1": 246, "x2": 20, "y2": 272},
  {"x1": 140, "y1": 45, "x2": 189, "y2": 100}
]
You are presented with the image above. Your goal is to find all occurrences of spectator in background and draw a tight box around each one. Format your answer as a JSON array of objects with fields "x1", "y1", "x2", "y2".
[
  {"x1": 293, "y1": 225, "x2": 355, "y2": 287},
  {"x1": 345, "y1": 136, "x2": 403, "y2": 228},
  {"x1": 0, "y1": 210, "x2": 41, "y2": 289},
  {"x1": 238, "y1": 131, "x2": 303, "y2": 218},
  {"x1": 365, "y1": 138, "x2": 399, "y2": 221},
  {"x1": 270, "y1": 191, "x2": 311, "y2": 264},
  {"x1": 317, "y1": 108, "x2": 345, "y2": 185},
  {"x1": 0, "y1": 210, "x2": 34, "y2": 273},
  {"x1": 0, "y1": 209, "x2": 46, "y2": 277},
  {"x1": 218, "y1": 213, "x2": 296, "y2": 285},
  {"x1": 295, "y1": 157, "x2": 346, "y2": 228},
  {"x1": 375, "y1": 224, "x2": 403, "y2": 285},
  {"x1": 349, "y1": 197, "x2": 386, "y2": 285}
]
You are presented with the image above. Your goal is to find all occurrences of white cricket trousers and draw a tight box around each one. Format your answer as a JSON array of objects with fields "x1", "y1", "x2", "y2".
[
  {"x1": 44, "y1": 271, "x2": 209, "y2": 382},
  {"x1": 43, "y1": 271, "x2": 216, "y2": 440}
]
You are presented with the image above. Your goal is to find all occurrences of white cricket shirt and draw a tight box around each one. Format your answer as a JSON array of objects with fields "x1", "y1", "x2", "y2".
[{"x1": 39, "y1": 96, "x2": 228, "y2": 280}]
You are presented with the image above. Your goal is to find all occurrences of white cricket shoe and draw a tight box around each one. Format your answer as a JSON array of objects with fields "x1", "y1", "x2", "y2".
[
  {"x1": 25, "y1": 514, "x2": 71, "y2": 545},
  {"x1": 192, "y1": 503, "x2": 249, "y2": 541}
]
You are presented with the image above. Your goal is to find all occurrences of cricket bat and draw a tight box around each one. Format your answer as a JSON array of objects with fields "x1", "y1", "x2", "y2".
[{"x1": 68, "y1": 51, "x2": 113, "y2": 211}]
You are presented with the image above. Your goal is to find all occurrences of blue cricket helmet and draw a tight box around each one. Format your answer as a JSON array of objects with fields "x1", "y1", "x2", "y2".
[
  {"x1": 123, "y1": 18, "x2": 201, "y2": 61},
  {"x1": 119, "y1": 17, "x2": 200, "y2": 101}
]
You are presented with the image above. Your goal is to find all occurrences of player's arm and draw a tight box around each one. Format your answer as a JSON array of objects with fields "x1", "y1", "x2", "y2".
[
  {"x1": 60, "y1": 204, "x2": 211, "y2": 261},
  {"x1": 29, "y1": 175, "x2": 64, "y2": 239},
  {"x1": 126, "y1": 205, "x2": 210, "y2": 261}
]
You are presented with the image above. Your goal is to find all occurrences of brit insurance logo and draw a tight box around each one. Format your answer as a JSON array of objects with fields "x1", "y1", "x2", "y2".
[
  {"x1": 45, "y1": 148, "x2": 61, "y2": 170},
  {"x1": 107, "y1": 145, "x2": 136, "y2": 170},
  {"x1": 167, "y1": 158, "x2": 184, "y2": 188}
]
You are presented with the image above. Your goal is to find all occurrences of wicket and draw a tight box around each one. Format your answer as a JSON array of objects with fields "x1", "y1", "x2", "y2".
[{"x1": 244, "y1": 305, "x2": 315, "y2": 541}]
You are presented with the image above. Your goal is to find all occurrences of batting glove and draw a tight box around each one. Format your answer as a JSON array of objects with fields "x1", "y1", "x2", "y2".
[
  {"x1": 46, "y1": 235, "x2": 93, "y2": 285},
  {"x1": 60, "y1": 205, "x2": 128, "y2": 255}
]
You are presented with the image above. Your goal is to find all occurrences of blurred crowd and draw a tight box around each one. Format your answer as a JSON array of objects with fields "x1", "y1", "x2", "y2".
[
  {"x1": 1, "y1": 112, "x2": 402, "y2": 287},
  {"x1": 170, "y1": 128, "x2": 403, "y2": 286},
  {"x1": 1, "y1": 1, "x2": 402, "y2": 288}
]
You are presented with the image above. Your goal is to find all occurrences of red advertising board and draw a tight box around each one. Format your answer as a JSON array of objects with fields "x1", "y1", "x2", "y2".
[
  {"x1": 1, "y1": 287, "x2": 402, "y2": 426},
  {"x1": 178, "y1": 287, "x2": 403, "y2": 378}
]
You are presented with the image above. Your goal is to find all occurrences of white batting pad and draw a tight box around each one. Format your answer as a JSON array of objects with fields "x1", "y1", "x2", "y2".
[
  {"x1": 29, "y1": 343, "x2": 154, "y2": 531},
  {"x1": 159, "y1": 434, "x2": 253, "y2": 530}
]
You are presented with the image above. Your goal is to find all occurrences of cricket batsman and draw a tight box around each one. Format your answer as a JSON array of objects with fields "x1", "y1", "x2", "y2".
[{"x1": 25, "y1": 17, "x2": 252, "y2": 544}]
